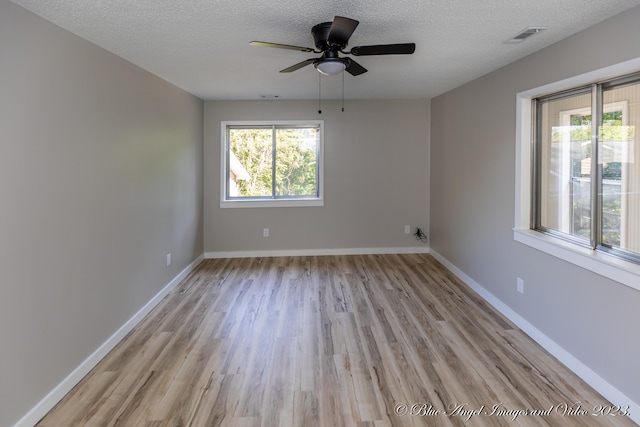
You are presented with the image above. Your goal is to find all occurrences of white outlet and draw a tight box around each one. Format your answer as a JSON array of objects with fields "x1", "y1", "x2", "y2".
[
  {"x1": 263, "y1": 228, "x2": 269, "y2": 237},
  {"x1": 166, "y1": 253, "x2": 171, "y2": 267},
  {"x1": 404, "y1": 225, "x2": 411, "y2": 234},
  {"x1": 517, "y1": 277, "x2": 524, "y2": 294}
]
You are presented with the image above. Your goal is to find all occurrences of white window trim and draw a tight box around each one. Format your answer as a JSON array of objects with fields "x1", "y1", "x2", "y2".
[
  {"x1": 514, "y1": 57, "x2": 640, "y2": 292},
  {"x1": 220, "y1": 120, "x2": 324, "y2": 208}
]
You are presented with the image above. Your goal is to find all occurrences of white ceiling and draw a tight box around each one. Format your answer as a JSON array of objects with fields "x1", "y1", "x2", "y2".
[{"x1": 12, "y1": 0, "x2": 640, "y2": 100}]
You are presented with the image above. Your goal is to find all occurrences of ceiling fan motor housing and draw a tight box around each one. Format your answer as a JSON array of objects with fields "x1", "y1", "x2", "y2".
[{"x1": 312, "y1": 22, "x2": 338, "y2": 50}]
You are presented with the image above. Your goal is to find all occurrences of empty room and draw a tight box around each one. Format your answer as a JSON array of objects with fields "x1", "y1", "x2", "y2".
[{"x1": 2, "y1": 0, "x2": 640, "y2": 426}]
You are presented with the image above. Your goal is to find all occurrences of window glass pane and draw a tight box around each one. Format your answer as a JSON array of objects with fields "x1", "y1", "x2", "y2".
[
  {"x1": 228, "y1": 128, "x2": 273, "y2": 197},
  {"x1": 537, "y1": 92, "x2": 592, "y2": 241},
  {"x1": 601, "y1": 83, "x2": 639, "y2": 254},
  {"x1": 275, "y1": 127, "x2": 319, "y2": 197}
]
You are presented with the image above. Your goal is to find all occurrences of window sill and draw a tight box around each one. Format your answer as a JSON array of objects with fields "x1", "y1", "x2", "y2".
[
  {"x1": 513, "y1": 228, "x2": 640, "y2": 292},
  {"x1": 220, "y1": 198, "x2": 324, "y2": 208}
]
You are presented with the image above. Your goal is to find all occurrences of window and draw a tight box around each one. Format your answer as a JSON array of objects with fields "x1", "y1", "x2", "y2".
[
  {"x1": 221, "y1": 121, "x2": 323, "y2": 207},
  {"x1": 514, "y1": 60, "x2": 640, "y2": 292},
  {"x1": 533, "y1": 73, "x2": 640, "y2": 263}
]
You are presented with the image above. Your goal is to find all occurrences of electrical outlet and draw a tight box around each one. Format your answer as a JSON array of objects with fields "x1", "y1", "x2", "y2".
[
  {"x1": 517, "y1": 277, "x2": 524, "y2": 294},
  {"x1": 263, "y1": 228, "x2": 269, "y2": 237},
  {"x1": 404, "y1": 225, "x2": 411, "y2": 234},
  {"x1": 166, "y1": 253, "x2": 171, "y2": 267}
]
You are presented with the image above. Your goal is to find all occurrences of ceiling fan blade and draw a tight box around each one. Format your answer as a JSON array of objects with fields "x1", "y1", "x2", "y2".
[
  {"x1": 250, "y1": 41, "x2": 315, "y2": 53},
  {"x1": 327, "y1": 16, "x2": 359, "y2": 47},
  {"x1": 350, "y1": 43, "x2": 416, "y2": 56},
  {"x1": 345, "y1": 58, "x2": 368, "y2": 76},
  {"x1": 280, "y1": 59, "x2": 317, "y2": 73}
]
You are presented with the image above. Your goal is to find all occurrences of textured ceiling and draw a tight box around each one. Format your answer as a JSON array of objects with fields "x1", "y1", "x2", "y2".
[{"x1": 11, "y1": 0, "x2": 640, "y2": 100}]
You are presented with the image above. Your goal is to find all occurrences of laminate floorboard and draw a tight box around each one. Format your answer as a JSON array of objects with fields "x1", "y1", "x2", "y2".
[{"x1": 36, "y1": 254, "x2": 636, "y2": 426}]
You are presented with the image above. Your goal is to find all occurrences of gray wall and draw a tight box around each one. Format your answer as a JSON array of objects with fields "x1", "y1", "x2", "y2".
[
  {"x1": 204, "y1": 99, "x2": 430, "y2": 254},
  {"x1": 430, "y1": 6, "x2": 640, "y2": 405},
  {"x1": 0, "y1": 3, "x2": 204, "y2": 426}
]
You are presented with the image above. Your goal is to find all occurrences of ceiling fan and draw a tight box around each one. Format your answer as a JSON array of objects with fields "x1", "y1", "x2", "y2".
[{"x1": 250, "y1": 16, "x2": 416, "y2": 76}]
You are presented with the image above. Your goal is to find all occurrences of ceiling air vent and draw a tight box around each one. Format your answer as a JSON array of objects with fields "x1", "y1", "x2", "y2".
[{"x1": 506, "y1": 27, "x2": 547, "y2": 44}]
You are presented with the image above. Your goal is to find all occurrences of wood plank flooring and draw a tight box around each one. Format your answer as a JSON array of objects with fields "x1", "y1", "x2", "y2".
[{"x1": 36, "y1": 254, "x2": 636, "y2": 426}]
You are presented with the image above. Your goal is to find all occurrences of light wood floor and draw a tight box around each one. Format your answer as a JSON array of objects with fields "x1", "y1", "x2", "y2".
[{"x1": 37, "y1": 254, "x2": 636, "y2": 426}]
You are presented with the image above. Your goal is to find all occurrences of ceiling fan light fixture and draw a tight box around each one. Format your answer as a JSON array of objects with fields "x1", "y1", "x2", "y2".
[{"x1": 314, "y1": 60, "x2": 346, "y2": 75}]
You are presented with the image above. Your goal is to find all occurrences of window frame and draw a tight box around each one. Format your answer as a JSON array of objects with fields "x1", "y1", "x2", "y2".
[
  {"x1": 514, "y1": 58, "x2": 640, "y2": 292},
  {"x1": 531, "y1": 85, "x2": 594, "y2": 249},
  {"x1": 220, "y1": 120, "x2": 324, "y2": 208}
]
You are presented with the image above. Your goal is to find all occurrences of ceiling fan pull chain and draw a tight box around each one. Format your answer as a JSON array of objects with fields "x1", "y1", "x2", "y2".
[
  {"x1": 342, "y1": 72, "x2": 345, "y2": 112},
  {"x1": 318, "y1": 73, "x2": 322, "y2": 114}
]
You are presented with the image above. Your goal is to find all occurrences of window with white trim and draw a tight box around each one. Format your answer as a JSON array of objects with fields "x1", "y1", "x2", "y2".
[
  {"x1": 221, "y1": 121, "x2": 323, "y2": 208},
  {"x1": 513, "y1": 57, "x2": 640, "y2": 290},
  {"x1": 532, "y1": 73, "x2": 640, "y2": 263}
]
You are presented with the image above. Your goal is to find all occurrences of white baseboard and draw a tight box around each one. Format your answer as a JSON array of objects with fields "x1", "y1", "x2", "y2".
[
  {"x1": 205, "y1": 246, "x2": 430, "y2": 259},
  {"x1": 429, "y1": 249, "x2": 640, "y2": 426},
  {"x1": 13, "y1": 254, "x2": 205, "y2": 427}
]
